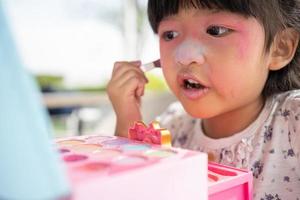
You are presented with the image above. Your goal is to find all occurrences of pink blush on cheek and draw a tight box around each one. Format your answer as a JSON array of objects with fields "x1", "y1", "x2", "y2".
[
  {"x1": 225, "y1": 27, "x2": 251, "y2": 60},
  {"x1": 64, "y1": 154, "x2": 88, "y2": 162},
  {"x1": 235, "y1": 19, "x2": 265, "y2": 60},
  {"x1": 237, "y1": 35, "x2": 250, "y2": 60}
]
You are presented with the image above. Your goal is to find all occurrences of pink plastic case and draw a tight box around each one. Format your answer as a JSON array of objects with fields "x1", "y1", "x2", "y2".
[
  {"x1": 56, "y1": 135, "x2": 252, "y2": 200},
  {"x1": 208, "y1": 162, "x2": 253, "y2": 200}
]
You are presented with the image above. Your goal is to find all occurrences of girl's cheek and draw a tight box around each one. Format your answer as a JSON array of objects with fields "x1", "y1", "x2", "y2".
[
  {"x1": 159, "y1": 42, "x2": 176, "y2": 66},
  {"x1": 205, "y1": 49, "x2": 245, "y2": 96}
]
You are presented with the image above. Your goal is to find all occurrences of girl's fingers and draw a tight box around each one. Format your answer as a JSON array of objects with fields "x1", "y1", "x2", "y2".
[
  {"x1": 117, "y1": 74, "x2": 147, "y2": 97},
  {"x1": 135, "y1": 83, "x2": 145, "y2": 97},
  {"x1": 115, "y1": 69, "x2": 148, "y2": 88},
  {"x1": 111, "y1": 76, "x2": 144, "y2": 101},
  {"x1": 112, "y1": 61, "x2": 141, "y2": 76},
  {"x1": 107, "y1": 60, "x2": 147, "y2": 105},
  {"x1": 112, "y1": 64, "x2": 144, "y2": 83},
  {"x1": 108, "y1": 70, "x2": 147, "y2": 99},
  {"x1": 130, "y1": 60, "x2": 142, "y2": 66},
  {"x1": 112, "y1": 61, "x2": 149, "y2": 86}
]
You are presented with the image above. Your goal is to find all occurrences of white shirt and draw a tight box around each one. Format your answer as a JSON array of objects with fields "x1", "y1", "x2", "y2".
[{"x1": 157, "y1": 90, "x2": 300, "y2": 200}]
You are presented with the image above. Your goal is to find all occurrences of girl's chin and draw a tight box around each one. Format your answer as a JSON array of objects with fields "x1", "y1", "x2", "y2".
[{"x1": 180, "y1": 103, "x2": 216, "y2": 119}]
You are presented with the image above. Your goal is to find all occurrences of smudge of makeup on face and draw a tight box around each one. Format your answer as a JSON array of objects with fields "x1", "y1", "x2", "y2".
[{"x1": 174, "y1": 39, "x2": 206, "y2": 66}]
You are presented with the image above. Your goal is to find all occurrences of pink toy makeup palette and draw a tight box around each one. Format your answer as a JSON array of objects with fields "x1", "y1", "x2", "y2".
[
  {"x1": 56, "y1": 135, "x2": 208, "y2": 200},
  {"x1": 208, "y1": 162, "x2": 253, "y2": 200},
  {"x1": 56, "y1": 135, "x2": 253, "y2": 200},
  {"x1": 56, "y1": 119, "x2": 252, "y2": 200}
]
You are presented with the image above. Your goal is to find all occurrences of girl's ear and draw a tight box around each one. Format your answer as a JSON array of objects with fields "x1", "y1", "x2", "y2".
[{"x1": 268, "y1": 28, "x2": 300, "y2": 71}]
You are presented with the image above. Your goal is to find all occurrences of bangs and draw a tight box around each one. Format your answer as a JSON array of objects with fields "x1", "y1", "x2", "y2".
[{"x1": 148, "y1": 0, "x2": 257, "y2": 33}]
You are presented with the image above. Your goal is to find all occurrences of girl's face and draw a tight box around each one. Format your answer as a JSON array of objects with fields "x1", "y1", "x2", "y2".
[{"x1": 158, "y1": 8, "x2": 271, "y2": 119}]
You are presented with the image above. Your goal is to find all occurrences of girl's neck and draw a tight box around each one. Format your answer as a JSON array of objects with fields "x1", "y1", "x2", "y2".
[{"x1": 202, "y1": 97, "x2": 265, "y2": 139}]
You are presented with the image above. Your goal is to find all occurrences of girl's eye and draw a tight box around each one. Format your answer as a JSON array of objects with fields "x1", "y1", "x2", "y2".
[
  {"x1": 206, "y1": 26, "x2": 232, "y2": 37},
  {"x1": 161, "y1": 31, "x2": 179, "y2": 41}
]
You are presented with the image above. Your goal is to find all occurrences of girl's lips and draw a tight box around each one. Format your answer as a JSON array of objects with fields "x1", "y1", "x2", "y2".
[
  {"x1": 181, "y1": 87, "x2": 209, "y2": 100},
  {"x1": 177, "y1": 73, "x2": 210, "y2": 100},
  {"x1": 177, "y1": 73, "x2": 209, "y2": 88}
]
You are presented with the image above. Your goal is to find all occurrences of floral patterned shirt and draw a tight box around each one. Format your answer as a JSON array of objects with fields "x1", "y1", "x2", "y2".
[{"x1": 156, "y1": 90, "x2": 300, "y2": 200}]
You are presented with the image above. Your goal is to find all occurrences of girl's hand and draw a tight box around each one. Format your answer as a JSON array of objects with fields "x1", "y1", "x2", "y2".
[{"x1": 106, "y1": 61, "x2": 148, "y2": 137}]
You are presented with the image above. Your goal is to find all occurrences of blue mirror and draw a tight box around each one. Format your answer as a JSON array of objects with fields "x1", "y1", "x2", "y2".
[{"x1": 0, "y1": 2, "x2": 69, "y2": 199}]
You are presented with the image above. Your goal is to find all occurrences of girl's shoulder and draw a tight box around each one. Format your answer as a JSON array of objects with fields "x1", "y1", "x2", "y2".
[
  {"x1": 271, "y1": 90, "x2": 300, "y2": 166},
  {"x1": 272, "y1": 89, "x2": 300, "y2": 107},
  {"x1": 269, "y1": 90, "x2": 300, "y2": 122},
  {"x1": 267, "y1": 89, "x2": 300, "y2": 130}
]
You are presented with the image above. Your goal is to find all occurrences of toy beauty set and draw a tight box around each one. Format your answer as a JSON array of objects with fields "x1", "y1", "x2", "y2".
[
  {"x1": 56, "y1": 135, "x2": 207, "y2": 200},
  {"x1": 56, "y1": 122, "x2": 253, "y2": 200}
]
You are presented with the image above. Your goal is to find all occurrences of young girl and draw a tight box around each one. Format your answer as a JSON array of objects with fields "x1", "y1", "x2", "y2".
[{"x1": 107, "y1": 0, "x2": 300, "y2": 199}]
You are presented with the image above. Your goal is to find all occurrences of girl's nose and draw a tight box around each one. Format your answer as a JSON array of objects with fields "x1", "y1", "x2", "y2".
[{"x1": 175, "y1": 39, "x2": 205, "y2": 66}]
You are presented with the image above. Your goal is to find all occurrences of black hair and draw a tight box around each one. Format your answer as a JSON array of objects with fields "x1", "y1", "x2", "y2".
[{"x1": 147, "y1": 0, "x2": 300, "y2": 97}]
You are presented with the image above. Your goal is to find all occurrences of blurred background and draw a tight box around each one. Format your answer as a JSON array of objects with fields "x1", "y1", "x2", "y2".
[{"x1": 5, "y1": 0, "x2": 176, "y2": 137}]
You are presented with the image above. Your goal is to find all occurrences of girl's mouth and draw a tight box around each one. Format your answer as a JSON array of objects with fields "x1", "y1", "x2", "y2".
[
  {"x1": 183, "y1": 78, "x2": 206, "y2": 89},
  {"x1": 178, "y1": 74, "x2": 210, "y2": 99}
]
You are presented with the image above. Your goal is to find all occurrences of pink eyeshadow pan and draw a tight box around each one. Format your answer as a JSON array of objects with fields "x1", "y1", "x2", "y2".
[
  {"x1": 113, "y1": 155, "x2": 147, "y2": 166},
  {"x1": 71, "y1": 144, "x2": 102, "y2": 153},
  {"x1": 57, "y1": 139, "x2": 85, "y2": 146},
  {"x1": 101, "y1": 138, "x2": 130, "y2": 146},
  {"x1": 121, "y1": 144, "x2": 151, "y2": 152},
  {"x1": 59, "y1": 148, "x2": 70, "y2": 154},
  {"x1": 82, "y1": 162, "x2": 109, "y2": 171},
  {"x1": 85, "y1": 136, "x2": 114, "y2": 143},
  {"x1": 92, "y1": 149, "x2": 121, "y2": 160},
  {"x1": 64, "y1": 154, "x2": 88, "y2": 162}
]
